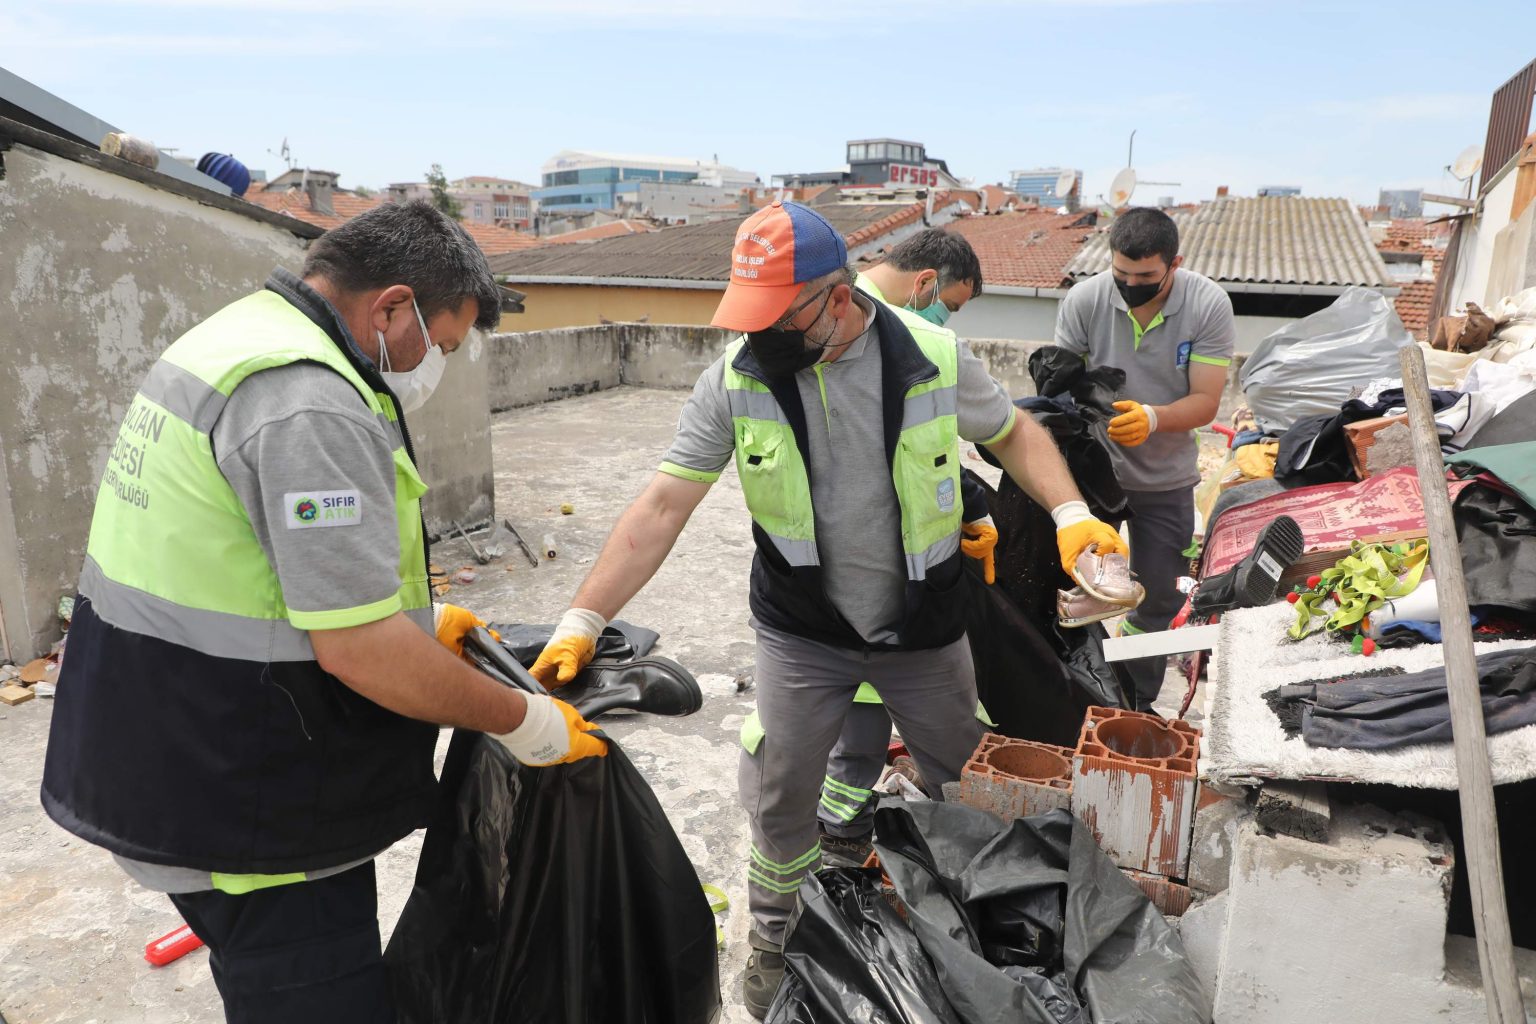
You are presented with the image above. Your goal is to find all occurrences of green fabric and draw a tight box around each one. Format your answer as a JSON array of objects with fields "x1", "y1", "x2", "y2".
[
  {"x1": 852, "y1": 682, "x2": 881, "y2": 704},
  {"x1": 1127, "y1": 308, "x2": 1165, "y2": 350},
  {"x1": 1188, "y1": 353, "x2": 1231, "y2": 367},
  {"x1": 210, "y1": 870, "x2": 307, "y2": 895},
  {"x1": 1446, "y1": 443, "x2": 1536, "y2": 511},
  {"x1": 1290, "y1": 541, "x2": 1429, "y2": 640},
  {"x1": 740, "y1": 710, "x2": 765, "y2": 755},
  {"x1": 86, "y1": 288, "x2": 431, "y2": 628}
]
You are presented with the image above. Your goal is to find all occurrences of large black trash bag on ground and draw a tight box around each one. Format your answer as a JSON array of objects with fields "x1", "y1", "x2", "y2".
[
  {"x1": 874, "y1": 802, "x2": 1209, "y2": 1024},
  {"x1": 764, "y1": 869, "x2": 963, "y2": 1024},
  {"x1": 385, "y1": 728, "x2": 721, "y2": 1024}
]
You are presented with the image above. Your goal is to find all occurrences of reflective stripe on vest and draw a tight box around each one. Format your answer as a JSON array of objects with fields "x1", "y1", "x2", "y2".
[
  {"x1": 83, "y1": 290, "x2": 431, "y2": 647},
  {"x1": 721, "y1": 316, "x2": 963, "y2": 580}
]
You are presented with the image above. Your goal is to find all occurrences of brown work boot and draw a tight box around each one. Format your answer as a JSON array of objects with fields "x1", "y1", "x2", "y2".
[{"x1": 742, "y1": 930, "x2": 785, "y2": 1020}]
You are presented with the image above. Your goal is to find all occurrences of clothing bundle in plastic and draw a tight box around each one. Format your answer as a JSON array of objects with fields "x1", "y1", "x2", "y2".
[
  {"x1": 385, "y1": 727, "x2": 721, "y2": 1024},
  {"x1": 766, "y1": 803, "x2": 1209, "y2": 1023}
]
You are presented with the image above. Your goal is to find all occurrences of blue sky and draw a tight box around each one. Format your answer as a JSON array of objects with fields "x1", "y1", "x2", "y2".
[{"x1": 3, "y1": 1, "x2": 1531, "y2": 206}]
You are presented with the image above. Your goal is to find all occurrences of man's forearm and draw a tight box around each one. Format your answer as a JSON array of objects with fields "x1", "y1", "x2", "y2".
[
  {"x1": 983, "y1": 415, "x2": 1082, "y2": 512},
  {"x1": 1150, "y1": 393, "x2": 1220, "y2": 433},
  {"x1": 312, "y1": 613, "x2": 526, "y2": 733},
  {"x1": 570, "y1": 475, "x2": 699, "y2": 620}
]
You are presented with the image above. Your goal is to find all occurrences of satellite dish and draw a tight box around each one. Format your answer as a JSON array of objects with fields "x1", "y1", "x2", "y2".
[
  {"x1": 1109, "y1": 167, "x2": 1137, "y2": 208},
  {"x1": 1054, "y1": 170, "x2": 1077, "y2": 199},
  {"x1": 1450, "y1": 144, "x2": 1483, "y2": 181}
]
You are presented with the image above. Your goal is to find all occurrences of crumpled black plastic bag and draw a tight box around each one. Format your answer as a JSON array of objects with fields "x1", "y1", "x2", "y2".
[
  {"x1": 1028, "y1": 347, "x2": 1127, "y2": 422},
  {"x1": 384, "y1": 728, "x2": 721, "y2": 1024},
  {"x1": 767, "y1": 804, "x2": 1208, "y2": 1024},
  {"x1": 765, "y1": 869, "x2": 964, "y2": 1024}
]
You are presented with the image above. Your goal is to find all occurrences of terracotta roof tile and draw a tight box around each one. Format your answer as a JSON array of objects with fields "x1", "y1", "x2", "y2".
[
  {"x1": 241, "y1": 186, "x2": 539, "y2": 255},
  {"x1": 942, "y1": 210, "x2": 1098, "y2": 289},
  {"x1": 1395, "y1": 279, "x2": 1436, "y2": 339}
]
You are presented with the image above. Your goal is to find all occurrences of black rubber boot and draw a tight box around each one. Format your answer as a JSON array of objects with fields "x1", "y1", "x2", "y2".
[
  {"x1": 1192, "y1": 515, "x2": 1305, "y2": 617},
  {"x1": 742, "y1": 931, "x2": 785, "y2": 1020}
]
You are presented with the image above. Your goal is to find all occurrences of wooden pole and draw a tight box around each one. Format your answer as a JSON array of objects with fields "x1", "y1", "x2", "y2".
[{"x1": 1399, "y1": 344, "x2": 1523, "y2": 1022}]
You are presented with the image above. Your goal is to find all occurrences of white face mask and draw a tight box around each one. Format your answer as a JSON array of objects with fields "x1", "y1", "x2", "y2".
[{"x1": 377, "y1": 299, "x2": 446, "y2": 413}]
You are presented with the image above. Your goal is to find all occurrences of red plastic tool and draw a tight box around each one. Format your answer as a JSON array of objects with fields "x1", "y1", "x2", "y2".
[{"x1": 145, "y1": 923, "x2": 204, "y2": 966}]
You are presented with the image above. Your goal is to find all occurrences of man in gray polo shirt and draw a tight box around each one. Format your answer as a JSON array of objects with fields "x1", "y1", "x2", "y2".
[
  {"x1": 1054, "y1": 206, "x2": 1234, "y2": 710},
  {"x1": 531, "y1": 200, "x2": 1125, "y2": 1017}
]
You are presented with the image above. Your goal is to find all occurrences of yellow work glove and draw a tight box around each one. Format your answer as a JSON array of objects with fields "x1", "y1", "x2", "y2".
[
  {"x1": 961, "y1": 516, "x2": 999, "y2": 584},
  {"x1": 493, "y1": 692, "x2": 607, "y2": 766},
  {"x1": 529, "y1": 608, "x2": 606, "y2": 688},
  {"x1": 434, "y1": 603, "x2": 498, "y2": 658},
  {"x1": 1108, "y1": 400, "x2": 1158, "y2": 447},
  {"x1": 1052, "y1": 500, "x2": 1128, "y2": 576}
]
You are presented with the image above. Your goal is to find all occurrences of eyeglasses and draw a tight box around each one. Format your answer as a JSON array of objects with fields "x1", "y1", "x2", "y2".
[{"x1": 767, "y1": 284, "x2": 833, "y2": 332}]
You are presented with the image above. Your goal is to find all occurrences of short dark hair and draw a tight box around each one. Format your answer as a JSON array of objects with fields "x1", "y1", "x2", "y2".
[
  {"x1": 303, "y1": 200, "x2": 502, "y2": 330},
  {"x1": 884, "y1": 228, "x2": 984, "y2": 297},
  {"x1": 1109, "y1": 207, "x2": 1180, "y2": 266}
]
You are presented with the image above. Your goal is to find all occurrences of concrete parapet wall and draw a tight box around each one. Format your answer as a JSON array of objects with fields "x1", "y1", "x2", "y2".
[
  {"x1": 0, "y1": 141, "x2": 497, "y2": 662},
  {"x1": 485, "y1": 325, "x2": 623, "y2": 411}
]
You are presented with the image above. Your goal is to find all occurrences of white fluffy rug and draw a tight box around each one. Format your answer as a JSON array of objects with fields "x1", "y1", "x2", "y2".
[{"x1": 1203, "y1": 603, "x2": 1536, "y2": 788}]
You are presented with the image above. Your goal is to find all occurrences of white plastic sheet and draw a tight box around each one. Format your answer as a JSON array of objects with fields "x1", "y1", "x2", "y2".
[{"x1": 1240, "y1": 287, "x2": 1413, "y2": 433}]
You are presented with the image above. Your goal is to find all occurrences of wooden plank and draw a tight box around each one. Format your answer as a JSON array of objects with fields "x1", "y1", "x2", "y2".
[
  {"x1": 1421, "y1": 192, "x2": 1478, "y2": 209},
  {"x1": 0, "y1": 683, "x2": 35, "y2": 706},
  {"x1": 1399, "y1": 344, "x2": 1523, "y2": 1023},
  {"x1": 1101, "y1": 623, "x2": 1221, "y2": 663}
]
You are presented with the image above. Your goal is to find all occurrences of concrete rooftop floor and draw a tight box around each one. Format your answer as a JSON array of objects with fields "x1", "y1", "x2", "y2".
[{"x1": 0, "y1": 386, "x2": 1191, "y2": 1023}]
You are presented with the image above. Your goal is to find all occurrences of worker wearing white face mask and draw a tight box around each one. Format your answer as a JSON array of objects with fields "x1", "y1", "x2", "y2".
[
  {"x1": 376, "y1": 297, "x2": 448, "y2": 413},
  {"x1": 42, "y1": 201, "x2": 604, "y2": 1024}
]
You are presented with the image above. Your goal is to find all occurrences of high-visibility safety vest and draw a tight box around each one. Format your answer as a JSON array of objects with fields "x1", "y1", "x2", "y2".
[
  {"x1": 41, "y1": 281, "x2": 439, "y2": 875},
  {"x1": 722, "y1": 298, "x2": 967, "y2": 651}
]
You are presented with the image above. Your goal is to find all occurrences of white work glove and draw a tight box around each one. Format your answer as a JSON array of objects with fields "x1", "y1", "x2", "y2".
[
  {"x1": 493, "y1": 692, "x2": 607, "y2": 766},
  {"x1": 529, "y1": 608, "x2": 607, "y2": 687}
]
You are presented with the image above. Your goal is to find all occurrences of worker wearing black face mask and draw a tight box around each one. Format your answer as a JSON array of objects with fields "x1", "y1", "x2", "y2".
[
  {"x1": 529, "y1": 199, "x2": 1124, "y2": 1018},
  {"x1": 1052, "y1": 206, "x2": 1236, "y2": 711}
]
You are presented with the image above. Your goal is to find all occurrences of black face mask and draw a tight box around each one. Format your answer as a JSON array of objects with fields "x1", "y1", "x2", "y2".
[
  {"x1": 1114, "y1": 267, "x2": 1170, "y2": 309},
  {"x1": 745, "y1": 329, "x2": 824, "y2": 379},
  {"x1": 746, "y1": 290, "x2": 836, "y2": 379}
]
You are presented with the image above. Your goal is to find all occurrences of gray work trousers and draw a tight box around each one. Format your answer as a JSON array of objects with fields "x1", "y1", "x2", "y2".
[
  {"x1": 1121, "y1": 487, "x2": 1196, "y2": 710},
  {"x1": 817, "y1": 700, "x2": 892, "y2": 839},
  {"x1": 739, "y1": 623, "x2": 983, "y2": 944}
]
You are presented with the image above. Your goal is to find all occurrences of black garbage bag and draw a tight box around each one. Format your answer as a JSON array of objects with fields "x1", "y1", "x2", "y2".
[
  {"x1": 873, "y1": 802, "x2": 1210, "y2": 1024},
  {"x1": 963, "y1": 570, "x2": 1129, "y2": 746},
  {"x1": 764, "y1": 869, "x2": 963, "y2": 1024},
  {"x1": 1028, "y1": 347, "x2": 1127, "y2": 421},
  {"x1": 491, "y1": 619, "x2": 659, "y2": 665},
  {"x1": 384, "y1": 728, "x2": 721, "y2": 1024}
]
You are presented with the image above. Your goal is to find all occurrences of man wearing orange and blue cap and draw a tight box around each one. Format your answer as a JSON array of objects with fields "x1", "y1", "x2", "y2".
[{"x1": 530, "y1": 201, "x2": 1124, "y2": 1017}]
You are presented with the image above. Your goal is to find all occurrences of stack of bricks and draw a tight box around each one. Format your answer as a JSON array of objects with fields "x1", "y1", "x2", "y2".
[
  {"x1": 955, "y1": 709, "x2": 1204, "y2": 917},
  {"x1": 1070, "y1": 707, "x2": 1201, "y2": 916},
  {"x1": 958, "y1": 733, "x2": 1074, "y2": 821}
]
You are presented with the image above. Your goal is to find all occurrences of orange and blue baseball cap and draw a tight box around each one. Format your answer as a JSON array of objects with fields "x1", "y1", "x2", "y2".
[{"x1": 711, "y1": 200, "x2": 849, "y2": 332}]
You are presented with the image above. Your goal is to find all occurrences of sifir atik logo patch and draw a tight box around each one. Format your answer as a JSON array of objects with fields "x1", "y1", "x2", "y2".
[{"x1": 284, "y1": 490, "x2": 362, "y2": 529}]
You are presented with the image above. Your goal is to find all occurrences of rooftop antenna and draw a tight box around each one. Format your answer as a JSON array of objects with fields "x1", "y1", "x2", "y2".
[
  {"x1": 267, "y1": 138, "x2": 295, "y2": 172},
  {"x1": 1113, "y1": 130, "x2": 1181, "y2": 207},
  {"x1": 1448, "y1": 144, "x2": 1483, "y2": 199}
]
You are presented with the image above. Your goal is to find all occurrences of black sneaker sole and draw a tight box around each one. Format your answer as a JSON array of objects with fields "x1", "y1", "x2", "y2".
[{"x1": 1232, "y1": 515, "x2": 1305, "y2": 607}]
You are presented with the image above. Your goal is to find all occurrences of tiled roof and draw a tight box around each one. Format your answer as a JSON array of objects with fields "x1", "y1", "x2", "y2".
[
  {"x1": 1395, "y1": 279, "x2": 1436, "y2": 339},
  {"x1": 543, "y1": 220, "x2": 658, "y2": 244},
  {"x1": 244, "y1": 183, "x2": 383, "y2": 231},
  {"x1": 242, "y1": 184, "x2": 539, "y2": 255},
  {"x1": 843, "y1": 192, "x2": 965, "y2": 247},
  {"x1": 1376, "y1": 218, "x2": 1449, "y2": 257},
  {"x1": 1066, "y1": 196, "x2": 1393, "y2": 288},
  {"x1": 980, "y1": 184, "x2": 1028, "y2": 212},
  {"x1": 489, "y1": 201, "x2": 956, "y2": 281},
  {"x1": 459, "y1": 220, "x2": 543, "y2": 255},
  {"x1": 942, "y1": 210, "x2": 1097, "y2": 289}
]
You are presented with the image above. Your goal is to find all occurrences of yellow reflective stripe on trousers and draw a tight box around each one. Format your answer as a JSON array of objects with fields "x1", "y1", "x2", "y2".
[
  {"x1": 748, "y1": 841, "x2": 821, "y2": 894},
  {"x1": 819, "y1": 792, "x2": 862, "y2": 822},
  {"x1": 81, "y1": 556, "x2": 433, "y2": 661}
]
